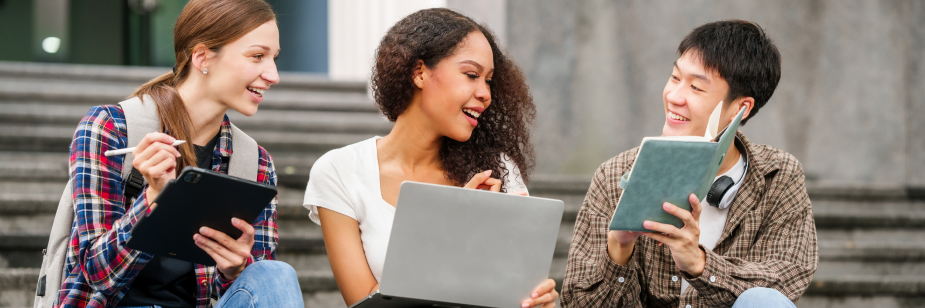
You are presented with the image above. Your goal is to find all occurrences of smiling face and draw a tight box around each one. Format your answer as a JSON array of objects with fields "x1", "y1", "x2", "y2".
[
  {"x1": 414, "y1": 31, "x2": 494, "y2": 142},
  {"x1": 662, "y1": 51, "x2": 731, "y2": 137},
  {"x1": 201, "y1": 21, "x2": 280, "y2": 116}
]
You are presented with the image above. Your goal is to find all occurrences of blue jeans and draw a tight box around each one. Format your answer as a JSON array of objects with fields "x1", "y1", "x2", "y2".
[
  {"x1": 215, "y1": 260, "x2": 303, "y2": 308},
  {"x1": 731, "y1": 287, "x2": 796, "y2": 308},
  {"x1": 120, "y1": 261, "x2": 302, "y2": 308}
]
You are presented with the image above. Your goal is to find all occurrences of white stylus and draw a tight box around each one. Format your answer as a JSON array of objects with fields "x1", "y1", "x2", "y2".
[{"x1": 104, "y1": 140, "x2": 186, "y2": 156}]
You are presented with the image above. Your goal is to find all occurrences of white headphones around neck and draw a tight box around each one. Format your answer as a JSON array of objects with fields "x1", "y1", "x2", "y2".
[{"x1": 705, "y1": 134, "x2": 749, "y2": 209}]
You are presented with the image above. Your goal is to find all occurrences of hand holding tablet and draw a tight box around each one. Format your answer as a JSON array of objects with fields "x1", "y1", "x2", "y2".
[{"x1": 127, "y1": 167, "x2": 277, "y2": 266}]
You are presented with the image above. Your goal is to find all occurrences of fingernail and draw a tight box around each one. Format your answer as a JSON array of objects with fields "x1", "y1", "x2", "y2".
[
  {"x1": 643, "y1": 221, "x2": 652, "y2": 228},
  {"x1": 663, "y1": 203, "x2": 671, "y2": 210},
  {"x1": 193, "y1": 234, "x2": 200, "y2": 241},
  {"x1": 522, "y1": 302, "x2": 530, "y2": 308},
  {"x1": 532, "y1": 292, "x2": 539, "y2": 298},
  {"x1": 484, "y1": 170, "x2": 492, "y2": 176},
  {"x1": 199, "y1": 227, "x2": 207, "y2": 234},
  {"x1": 231, "y1": 218, "x2": 239, "y2": 224}
]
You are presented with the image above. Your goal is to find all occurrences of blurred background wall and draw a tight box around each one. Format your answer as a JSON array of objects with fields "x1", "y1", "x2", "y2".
[
  {"x1": 507, "y1": 0, "x2": 925, "y2": 190},
  {"x1": 0, "y1": 0, "x2": 921, "y2": 189}
]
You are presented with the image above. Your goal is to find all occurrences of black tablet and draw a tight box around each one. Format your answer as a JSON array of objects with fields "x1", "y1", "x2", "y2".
[{"x1": 127, "y1": 167, "x2": 277, "y2": 265}]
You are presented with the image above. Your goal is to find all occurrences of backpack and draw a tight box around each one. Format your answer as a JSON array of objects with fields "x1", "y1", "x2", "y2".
[{"x1": 33, "y1": 95, "x2": 260, "y2": 308}]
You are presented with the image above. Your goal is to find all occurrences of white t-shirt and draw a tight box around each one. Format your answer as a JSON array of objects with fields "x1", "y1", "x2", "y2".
[
  {"x1": 303, "y1": 137, "x2": 528, "y2": 282},
  {"x1": 680, "y1": 153, "x2": 746, "y2": 294}
]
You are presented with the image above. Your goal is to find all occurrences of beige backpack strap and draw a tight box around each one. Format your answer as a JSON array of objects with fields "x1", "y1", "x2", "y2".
[
  {"x1": 33, "y1": 179, "x2": 76, "y2": 308},
  {"x1": 118, "y1": 95, "x2": 161, "y2": 180},
  {"x1": 228, "y1": 123, "x2": 259, "y2": 181},
  {"x1": 121, "y1": 96, "x2": 259, "y2": 181}
]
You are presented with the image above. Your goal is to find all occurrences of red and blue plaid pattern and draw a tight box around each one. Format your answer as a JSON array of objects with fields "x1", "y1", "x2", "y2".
[{"x1": 55, "y1": 105, "x2": 279, "y2": 308}]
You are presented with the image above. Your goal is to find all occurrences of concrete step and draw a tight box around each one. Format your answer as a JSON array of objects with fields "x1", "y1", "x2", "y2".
[
  {"x1": 0, "y1": 268, "x2": 39, "y2": 308},
  {"x1": 0, "y1": 182, "x2": 330, "y2": 267},
  {"x1": 813, "y1": 199, "x2": 925, "y2": 229},
  {"x1": 818, "y1": 229, "x2": 925, "y2": 262},
  {"x1": 0, "y1": 259, "x2": 565, "y2": 308},
  {"x1": 0, "y1": 267, "x2": 346, "y2": 308},
  {"x1": 0, "y1": 151, "x2": 327, "y2": 187},
  {"x1": 0, "y1": 237, "x2": 925, "y2": 307},
  {"x1": 3, "y1": 171, "x2": 925, "y2": 234},
  {"x1": 806, "y1": 263, "x2": 925, "y2": 305},
  {"x1": 0, "y1": 232, "x2": 329, "y2": 269},
  {"x1": 0, "y1": 218, "x2": 571, "y2": 268},
  {"x1": 805, "y1": 274, "x2": 925, "y2": 297},
  {"x1": 0, "y1": 180, "x2": 309, "y2": 218},
  {"x1": 302, "y1": 292, "x2": 348, "y2": 308},
  {"x1": 7, "y1": 212, "x2": 925, "y2": 271},
  {"x1": 0, "y1": 124, "x2": 375, "y2": 154},
  {"x1": 0, "y1": 61, "x2": 369, "y2": 95},
  {"x1": 521, "y1": 176, "x2": 925, "y2": 202},
  {"x1": 230, "y1": 110, "x2": 390, "y2": 135},
  {"x1": 798, "y1": 296, "x2": 925, "y2": 308},
  {"x1": 0, "y1": 152, "x2": 69, "y2": 183},
  {"x1": 0, "y1": 103, "x2": 391, "y2": 135},
  {"x1": 0, "y1": 77, "x2": 378, "y2": 114},
  {"x1": 816, "y1": 261, "x2": 925, "y2": 277},
  {"x1": 0, "y1": 61, "x2": 379, "y2": 115},
  {"x1": 2, "y1": 260, "x2": 924, "y2": 308}
]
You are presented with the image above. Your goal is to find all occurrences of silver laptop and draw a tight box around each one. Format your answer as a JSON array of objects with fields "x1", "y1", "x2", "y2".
[{"x1": 349, "y1": 181, "x2": 564, "y2": 308}]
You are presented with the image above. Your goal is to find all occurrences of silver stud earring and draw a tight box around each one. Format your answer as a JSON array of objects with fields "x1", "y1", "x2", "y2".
[{"x1": 202, "y1": 68, "x2": 208, "y2": 75}]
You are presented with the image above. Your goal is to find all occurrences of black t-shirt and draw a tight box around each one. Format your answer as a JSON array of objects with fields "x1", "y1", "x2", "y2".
[{"x1": 119, "y1": 133, "x2": 220, "y2": 308}]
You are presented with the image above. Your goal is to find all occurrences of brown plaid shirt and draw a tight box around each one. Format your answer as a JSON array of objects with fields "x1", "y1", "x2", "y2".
[{"x1": 561, "y1": 133, "x2": 818, "y2": 308}]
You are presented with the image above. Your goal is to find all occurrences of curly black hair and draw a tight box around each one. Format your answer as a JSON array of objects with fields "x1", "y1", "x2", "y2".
[{"x1": 371, "y1": 8, "x2": 535, "y2": 191}]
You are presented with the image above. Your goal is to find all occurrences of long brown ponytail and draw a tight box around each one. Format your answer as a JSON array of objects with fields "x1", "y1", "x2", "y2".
[{"x1": 131, "y1": 0, "x2": 276, "y2": 171}]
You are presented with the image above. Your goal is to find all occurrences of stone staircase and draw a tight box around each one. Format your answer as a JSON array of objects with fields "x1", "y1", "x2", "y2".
[
  {"x1": 0, "y1": 61, "x2": 922, "y2": 308},
  {"x1": 0, "y1": 61, "x2": 385, "y2": 307}
]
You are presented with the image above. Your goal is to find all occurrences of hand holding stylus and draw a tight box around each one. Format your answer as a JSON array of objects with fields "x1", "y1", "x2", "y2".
[
  {"x1": 131, "y1": 133, "x2": 182, "y2": 207},
  {"x1": 105, "y1": 140, "x2": 185, "y2": 156}
]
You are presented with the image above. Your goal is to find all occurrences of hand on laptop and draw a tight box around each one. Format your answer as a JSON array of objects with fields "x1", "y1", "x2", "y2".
[
  {"x1": 521, "y1": 278, "x2": 558, "y2": 308},
  {"x1": 464, "y1": 170, "x2": 502, "y2": 192}
]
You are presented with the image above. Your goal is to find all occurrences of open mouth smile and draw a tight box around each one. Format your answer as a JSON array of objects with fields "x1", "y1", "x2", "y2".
[
  {"x1": 668, "y1": 110, "x2": 690, "y2": 122},
  {"x1": 463, "y1": 108, "x2": 481, "y2": 119},
  {"x1": 247, "y1": 87, "x2": 265, "y2": 97},
  {"x1": 462, "y1": 107, "x2": 483, "y2": 127}
]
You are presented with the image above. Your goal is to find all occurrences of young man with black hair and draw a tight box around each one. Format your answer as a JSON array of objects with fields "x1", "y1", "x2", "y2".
[{"x1": 561, "y1": 20, "x2": 818, "y2": 308}]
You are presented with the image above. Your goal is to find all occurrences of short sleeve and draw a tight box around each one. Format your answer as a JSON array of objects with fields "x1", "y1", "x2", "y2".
[
  {"x1": 501, "y1": 153, "x2": 529, "y2": 194},
  {"x1": 303, "y1": 149, "x2": 357, "y2": 224}
]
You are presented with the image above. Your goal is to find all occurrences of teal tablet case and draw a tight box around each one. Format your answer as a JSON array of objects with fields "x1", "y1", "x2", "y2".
[{"x1": 609, "y1": 108, "x2": 745, "y2": 231}]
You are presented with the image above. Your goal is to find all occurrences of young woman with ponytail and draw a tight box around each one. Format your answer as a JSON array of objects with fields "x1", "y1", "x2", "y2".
[{"x1": 55, "y1": 0, "x2": 302, "y2": 307}]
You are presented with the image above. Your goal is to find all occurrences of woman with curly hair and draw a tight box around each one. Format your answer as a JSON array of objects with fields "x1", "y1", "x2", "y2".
[{"x1": 302, "y1": 8, "x2": 557, "y2": 308}]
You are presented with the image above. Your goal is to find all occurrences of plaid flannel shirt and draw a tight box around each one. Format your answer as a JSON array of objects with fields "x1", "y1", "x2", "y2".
[
  {"x1": 561, "y1": 132, "x2": 818, "y2": 308},
  {"x1": 55, "y1": 105, "x2": 279, "y2": 308}
]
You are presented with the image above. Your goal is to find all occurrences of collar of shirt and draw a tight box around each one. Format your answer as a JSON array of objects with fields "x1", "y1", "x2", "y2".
[{"x1": 214, "y1": 115, "x2": 234, "y2": 159}]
